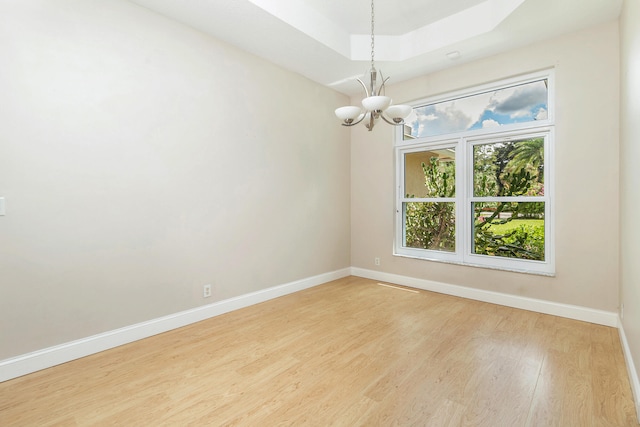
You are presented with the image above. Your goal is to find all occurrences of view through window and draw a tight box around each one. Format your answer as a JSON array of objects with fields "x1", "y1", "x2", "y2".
[
  {"x1": 404, "y1": 79, "x2": 549, "y2": 139},
  {"x1": 396, "y1": 72, "x2": 554, "y2": 274}
]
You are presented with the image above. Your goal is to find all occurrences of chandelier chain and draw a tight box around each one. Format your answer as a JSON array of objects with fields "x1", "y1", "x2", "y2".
[{"x1": 370, "y1": 0, "x2": 375, "y2": 70}]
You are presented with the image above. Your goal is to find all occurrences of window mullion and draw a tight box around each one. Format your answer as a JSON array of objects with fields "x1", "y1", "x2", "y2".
[
  {"x1": 470, "y1": 196, "x2": 547, "y2": 202},
  {"x1": 401, "y1": 197, "x2": 456, "y2": 203},
  {"x1": 458, "y1": 137, "x2": 468, "y2": 261}
]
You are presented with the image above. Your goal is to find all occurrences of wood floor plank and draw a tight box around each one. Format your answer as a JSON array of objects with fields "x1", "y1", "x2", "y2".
[{"x1": 0, "y1": 277, "x2": 637, "y2": 426}]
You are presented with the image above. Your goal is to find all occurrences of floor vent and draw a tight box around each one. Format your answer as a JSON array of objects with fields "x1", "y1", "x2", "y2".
[{"x1": 376, "y1": 283, "x2": 420, "y2": 293}]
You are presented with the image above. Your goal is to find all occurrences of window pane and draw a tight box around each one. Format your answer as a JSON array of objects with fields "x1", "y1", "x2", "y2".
[
  {"x1": 473, "y1": 138, "x2": 544, "y2": 197},
  {"x1": 404, "y1": 149, "x2": 456, "y2": 198},
  {"x1": 404, "y1": 202, "x2": 455, "y2": 252},
  {"x1": 473, "y1": 202, "x2": 545, "y2": 260},
  {"x1": 405, "y1": 79, "x2": 548, "y2": 139}
]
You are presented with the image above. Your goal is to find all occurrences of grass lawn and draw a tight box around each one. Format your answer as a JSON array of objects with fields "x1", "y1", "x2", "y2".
[{"x1": 485, "y1": 219, "x2": 544, "y2": 234}]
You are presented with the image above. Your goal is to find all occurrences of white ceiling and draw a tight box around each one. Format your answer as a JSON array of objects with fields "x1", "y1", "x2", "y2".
[{"x1": 127, "y1": 0, "x2": 622, "y2": 95}]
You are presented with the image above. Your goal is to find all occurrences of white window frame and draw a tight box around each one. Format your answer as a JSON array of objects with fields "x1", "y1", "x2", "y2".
[
  {"x1": 397, "y1": 141, "x2": 461, "y2": 263},
  {"x1": 394, "y1": 70, "x2": 555, "y2": 275}
]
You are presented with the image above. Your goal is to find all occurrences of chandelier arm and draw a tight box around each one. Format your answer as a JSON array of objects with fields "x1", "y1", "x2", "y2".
[
  {"x1": 379, "y1": 76, "x2": 390, "y2": 96},
  {"x1": 356, "y1": 78, "x2": 370, "y2": 98},
  {"x1": 366, "y1": 113, "x2": 375, "y2": 131},
  {"x1": 340, "y1": 114, "x2": 367, "y2": 127}
]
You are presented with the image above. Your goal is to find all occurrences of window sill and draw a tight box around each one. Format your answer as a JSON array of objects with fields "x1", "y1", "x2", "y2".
[{"x1": 392, "y1": 252, "x2": 556, "y2": 277}]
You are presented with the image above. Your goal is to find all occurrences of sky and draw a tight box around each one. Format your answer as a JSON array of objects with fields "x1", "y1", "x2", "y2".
[{"x1": 407, "y1": 79, "x2": 548, "y2": 138}]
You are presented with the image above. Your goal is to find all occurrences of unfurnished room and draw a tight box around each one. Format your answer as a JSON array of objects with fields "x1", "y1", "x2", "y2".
[{"x1": 1, "y1": 0, "x2": 640, "y2": 425}]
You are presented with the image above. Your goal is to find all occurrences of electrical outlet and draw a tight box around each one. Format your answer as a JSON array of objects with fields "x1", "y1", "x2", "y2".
[
  {"x1": 203, "y1": 284, "x2": 212, "y2": 298},
  {"x1": 374, "y1": 257, "x2": 380, "y2": 266}
]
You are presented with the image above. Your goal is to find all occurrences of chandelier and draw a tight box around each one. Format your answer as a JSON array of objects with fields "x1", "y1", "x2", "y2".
[{"x1": 335, "y1": 0, "x2": 412, "y2": 131}]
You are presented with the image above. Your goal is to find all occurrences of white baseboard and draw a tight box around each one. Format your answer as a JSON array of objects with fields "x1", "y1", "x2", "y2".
[
  {"x1": 619, "y1": 324, "x2": 640, "y2": 424},
  {"x1": 0, "y1": 268, "x2": 351, "y2": 383},
  {"x1": 0, "y1": 267, "x2": 623, "y2": 384},
  {"x1": 350, "y1": 267, "x2": 619, "y2": 327}
]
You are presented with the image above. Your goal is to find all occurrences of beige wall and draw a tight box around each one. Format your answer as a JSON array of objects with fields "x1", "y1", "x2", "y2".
[
  {"x1": 351, "y1": 21, "x2": 620, "y2": 311},
  {"x1": 0, "y1": 0, "x2": 351, "y2": 360},
  {"x1": 0, "y1": 0, "x2": 630, "y2": 370},
  {"x1": 620, "y1": 0, "x2": 640, "y2": 405}
]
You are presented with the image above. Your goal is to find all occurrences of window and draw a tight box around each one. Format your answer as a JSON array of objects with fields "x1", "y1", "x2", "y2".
[
  {"x1": 395, "y1": 71, "x2": 554, "y2": 275},
  {"x1": 403, "y1": 78, "x2": 549, "y2": 139}
]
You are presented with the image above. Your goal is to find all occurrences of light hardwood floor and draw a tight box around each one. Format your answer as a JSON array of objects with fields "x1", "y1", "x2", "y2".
[{"x1": 1, "y1": 276, "x2": 637, "y2": 426}]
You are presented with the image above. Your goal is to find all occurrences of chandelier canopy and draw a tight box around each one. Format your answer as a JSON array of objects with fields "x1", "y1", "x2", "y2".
[{"x1": 335, "y1": 0, "x2": 412, "y2": 131}]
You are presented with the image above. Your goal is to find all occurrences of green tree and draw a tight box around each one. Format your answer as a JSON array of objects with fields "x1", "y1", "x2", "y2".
[
  {"x1": 405, "y1": 157, "x2": 455, "y2": 251},
  {"x1": 473, "y1": 141, "x2": 544, "y2": 260},
  {"x1": 404, "y1": 144, "x2": 545, "y2": 261},
  {"x1": 508, "y1": 138, "x2": 544, "y2": 183}
]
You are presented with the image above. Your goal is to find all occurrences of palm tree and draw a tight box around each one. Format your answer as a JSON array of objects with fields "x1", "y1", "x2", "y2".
[{"x1": 509, "y1": 138, "x2": 544, "y2": 182}]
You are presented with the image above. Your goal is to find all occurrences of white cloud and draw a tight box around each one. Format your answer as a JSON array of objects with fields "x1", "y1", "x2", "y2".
[
  {"x1": 408, "y1": 80, "x2": 548, "y2": 137},
  {"x1": 482, "y1": 119, "x2": 500, "y2": 128},
  {"x1": 491, "y1": 81, "x2": 547, "y2": 118},
  {"x1": 414, "y1": 104, "x2": 473, "y2": 137},
  {"x1": 535, "y1": 107, "x2": 548, "y2": 120}
]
